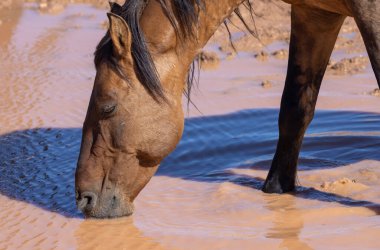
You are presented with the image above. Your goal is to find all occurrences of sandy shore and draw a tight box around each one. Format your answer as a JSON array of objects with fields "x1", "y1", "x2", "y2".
[{"x1": 0, "y1": 1, "x2": 379, "y2": 249}]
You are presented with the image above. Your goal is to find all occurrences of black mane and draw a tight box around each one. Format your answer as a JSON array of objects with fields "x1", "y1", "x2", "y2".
[{"x1": 94, "y1": 0, "x2": 254, "y2": 102}]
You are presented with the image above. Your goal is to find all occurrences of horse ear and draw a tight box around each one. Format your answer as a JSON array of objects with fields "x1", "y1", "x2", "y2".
[
  {"x1": 109, "y1": 1, "x2": 117, "y2": 9},
  {"x1": 109, "y1": 1, "x2": 122, "y2": 14},
  {"x1": 107, "y1": 12, "x2": 132, "y2": 58}
]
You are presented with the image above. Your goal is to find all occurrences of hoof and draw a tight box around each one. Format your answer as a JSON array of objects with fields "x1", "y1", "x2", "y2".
[{"x1": 262, "y1": 177, "x2": 295, "y2": 194}]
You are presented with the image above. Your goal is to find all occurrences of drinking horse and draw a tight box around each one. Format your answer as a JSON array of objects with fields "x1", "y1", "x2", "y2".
[{"x1": 75, "y1": 0, "x2": 380, "y2": 218}]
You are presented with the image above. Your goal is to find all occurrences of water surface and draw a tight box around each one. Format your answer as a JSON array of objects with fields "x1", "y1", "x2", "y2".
[{"x1": 0, "y1": 3, "x2": 379, "y2": 250}]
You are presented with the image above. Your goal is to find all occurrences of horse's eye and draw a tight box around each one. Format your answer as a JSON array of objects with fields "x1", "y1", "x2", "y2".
[{"x1": 102, "y1": 104, "x2": 116, "y2": 117}]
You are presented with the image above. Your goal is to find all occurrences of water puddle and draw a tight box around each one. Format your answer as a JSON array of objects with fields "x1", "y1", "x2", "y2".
[{"x1": 0, "y1": 3, "x2": 379, "y2": 250}]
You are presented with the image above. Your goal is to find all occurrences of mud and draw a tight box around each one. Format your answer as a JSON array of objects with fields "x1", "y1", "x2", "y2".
[
  {"x1": 328, "y1": 56, "x2": 369, "y2": 75},
  {"x1": 271, "y1": 49, "x2": 287, "y2": 60},
  {"x1": 369, "y1": 88, "x2": 380, "y2": 97},
  {"x1": 261, "y1": 80, "x2": 273, "y2": 89},
  {"x1": 198, "y1": 51, "x2": 220, "y2": 70},
  {"x1": 254, "y1": 50, "x2": 269, "y2": 62},
  {"x1": 0, "y1": 1, "x2": 379, "y2": 250}
]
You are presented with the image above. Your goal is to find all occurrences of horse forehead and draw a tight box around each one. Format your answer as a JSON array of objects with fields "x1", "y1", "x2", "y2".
[
  {"x1": 92, "y1": 82, "x2": 118, "y2": 103},
  {"x1": 95, "y1": 63, "x2": 122, "y2": 88}
]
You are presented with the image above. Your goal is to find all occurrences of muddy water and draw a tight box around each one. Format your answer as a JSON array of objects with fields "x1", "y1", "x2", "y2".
[{"x1": 1, "y1": 3, "x2": 380, "y2": 250}]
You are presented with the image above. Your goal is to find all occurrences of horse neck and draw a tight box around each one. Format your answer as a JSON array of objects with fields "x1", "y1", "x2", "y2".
[
  {"x1": 196, "y1": 0, "x2": 246, "y2": 49},
  {"x1": 140, "y1": 0, "x2": 246, "y2": 49},
  {"x1": 139, "y1": 0, "x2": 246, "y2": 99}
]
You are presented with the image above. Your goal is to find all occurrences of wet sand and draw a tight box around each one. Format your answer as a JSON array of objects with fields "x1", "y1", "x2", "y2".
[{"x1": 0, "y1": 1, "x2": 380, "y2": 250}]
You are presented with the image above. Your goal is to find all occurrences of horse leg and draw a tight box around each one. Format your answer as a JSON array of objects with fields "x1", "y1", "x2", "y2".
[
  {"x1": 262, "y1": 5, "x2": 345, "y2": 193},
  {"x1": 346, "y1": 1, "x2": 380, "y2": 86}
]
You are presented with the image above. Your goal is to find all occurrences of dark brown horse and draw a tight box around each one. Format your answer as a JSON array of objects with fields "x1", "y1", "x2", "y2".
[{"x1": 75, "y1": 0, "x2": 380, "y2": 218}]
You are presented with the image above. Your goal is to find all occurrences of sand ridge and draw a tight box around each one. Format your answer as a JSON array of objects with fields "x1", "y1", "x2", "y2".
[{"x1": 0, "y1": 1, "x2": 379, "y2": 249}]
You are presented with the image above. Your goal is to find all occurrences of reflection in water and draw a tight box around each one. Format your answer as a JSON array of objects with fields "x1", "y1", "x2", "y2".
[
  {"x1": 265, "y1": 194, "x2": 313, "y2": 250},
  {"x1": 75, "y1": 217, "x2": 167, "y2": 250}
]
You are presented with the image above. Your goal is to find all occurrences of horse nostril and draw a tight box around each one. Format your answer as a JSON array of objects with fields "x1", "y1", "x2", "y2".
[{"x1": 77, "y1": 191, "x2": 97, "y2": 212}]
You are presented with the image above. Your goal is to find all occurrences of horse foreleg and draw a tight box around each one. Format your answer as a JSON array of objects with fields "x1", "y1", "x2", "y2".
[
  {"x1": 347, "y1": 1, "x2": 380, "y2": 86},
  {"x1": 262, "y1": 5, "x2": 345, "y2": 193}
]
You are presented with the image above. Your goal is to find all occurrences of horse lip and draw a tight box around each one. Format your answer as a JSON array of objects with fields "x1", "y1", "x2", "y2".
[{"x1": 82, "y1": 200, "x2": 135, "y2": 219}]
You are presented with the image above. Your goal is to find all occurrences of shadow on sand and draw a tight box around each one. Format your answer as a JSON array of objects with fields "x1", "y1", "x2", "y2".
[{"x1": 1, "y1": 109, "x2": 380, "y2": 218}]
